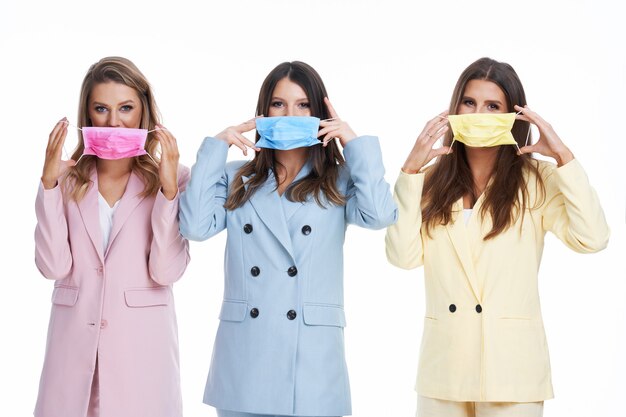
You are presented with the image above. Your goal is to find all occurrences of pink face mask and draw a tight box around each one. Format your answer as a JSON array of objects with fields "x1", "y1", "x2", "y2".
[{"x1": 82, "y1": 127, "x2": 148, "y2": 160}]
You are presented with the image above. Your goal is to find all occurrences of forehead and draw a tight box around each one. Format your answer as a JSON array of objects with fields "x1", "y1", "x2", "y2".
[
  {"x1": 463, "y1": 79, "x2": 506, "y2": 101},
  {"x1": 90, "y1": 81, "x2": 140, "y2": 103},
  {"x1": 272, "y1": 77, "x2": 308, "y2": 99}
]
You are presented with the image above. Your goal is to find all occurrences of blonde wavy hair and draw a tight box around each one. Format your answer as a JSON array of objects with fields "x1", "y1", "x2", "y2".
[{"x1": 64, "y1": 56, "x2": 161, "y2": 201}]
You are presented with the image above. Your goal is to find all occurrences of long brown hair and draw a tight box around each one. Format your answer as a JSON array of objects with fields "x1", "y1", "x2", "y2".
[
  {"x1": 224, "y1": 61, "x2": 346, "y2": 210},
  {"x1": 422, "y1": 57, "x2": 545, "y2": 240},
  {"x1": 64, "y1": 56, "x2": 161, "y2": 201}
]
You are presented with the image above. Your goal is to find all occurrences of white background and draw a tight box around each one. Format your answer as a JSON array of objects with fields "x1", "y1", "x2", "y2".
[{"x1": 1, "y1": 0, "x2": 624, "y2": 416}]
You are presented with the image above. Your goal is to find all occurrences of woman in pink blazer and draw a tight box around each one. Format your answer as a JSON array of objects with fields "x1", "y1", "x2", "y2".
[{"x1": 34, "y1": 56, "x2": 190, "y2": 417}]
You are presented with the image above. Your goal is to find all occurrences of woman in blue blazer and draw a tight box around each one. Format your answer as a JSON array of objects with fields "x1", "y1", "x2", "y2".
[{"x1": 179, "y1": 61, "x2": 397, "y2": 417}]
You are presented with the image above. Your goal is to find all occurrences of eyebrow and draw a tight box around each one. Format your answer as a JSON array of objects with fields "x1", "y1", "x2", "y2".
[
  {"x1": 462, "y1": 96, "x2": 503, "y2": 106},
  {"x1": 91, "y1": 99, "x2": 136, "y2": 107},
  {"x1": 271, "y1": 96, "x2": 309, "y2": 102}
]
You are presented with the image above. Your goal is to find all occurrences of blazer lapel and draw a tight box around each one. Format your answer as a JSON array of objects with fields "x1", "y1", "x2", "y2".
[
  {"x1": 105, "y1": 172, "x2": 146, "y2": 258},
  {"x1": 445, "y1": 198, "x2": 481, "y2": 302},
  {"x1": 245, "y1": 172, "x2": 295, "y2": 260},
  {"x1": 281, "y1": 159, "x2": 312, "y2": 221},
  {"x1": 77, "y1": 168, "x2": 105, "y2": 263}
]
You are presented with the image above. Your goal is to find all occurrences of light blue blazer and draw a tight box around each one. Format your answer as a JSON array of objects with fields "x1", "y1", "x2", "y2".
[{"x1": 179, "y1": 136, "x2": 397, "y2": 416}]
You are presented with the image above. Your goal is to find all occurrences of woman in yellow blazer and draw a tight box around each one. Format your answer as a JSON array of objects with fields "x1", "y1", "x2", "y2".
[{"x1": 385, "y1": 57, "x2": 609, "y2": 417}]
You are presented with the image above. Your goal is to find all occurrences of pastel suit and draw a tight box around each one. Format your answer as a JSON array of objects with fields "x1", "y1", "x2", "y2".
[
  {"x1": 34, "y1": 165, "x2": 190, "y2": 417},
  {"x1": 385, "y1": 159, "x2": 609, "y2": 402},
  {"x1": 179, "y1": 136, "x2": 397, "y2": 416}
]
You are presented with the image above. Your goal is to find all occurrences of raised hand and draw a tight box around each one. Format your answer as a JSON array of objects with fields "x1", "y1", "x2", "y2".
[
  {"x1": 515, "y1": 105, "x2": 574, "y2": 166},
  {"x1": 401, "y1": 111, "x2": 450, "y2": 174},
  {"x1": 215, "y1": 118, "x2": 260, "y2": 156},
  {"x1": 317, "y1": 97, "x2": 357, "y2": 147},
  {"x1": 41, "y1": 117, "x2": 76, "y2": 189},
  {"x1": 153, "y1": 125, "x2": 180, "y2": 200}
]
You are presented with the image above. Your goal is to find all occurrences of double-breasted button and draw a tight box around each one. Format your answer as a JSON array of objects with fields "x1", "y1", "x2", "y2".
[
  {"x1": 243, "y1": 224, "x2": 253, "y2": 234},
  {"x1": 287, "y1": 266, "x2": 298, "y2": 277},
  {"x1": 301, "y1": 225, "x2": 312, "y2": 235},
  {"x1": 100, "y1": 320, "x2": 108, "y2": 329},
  {"x1": 250, "y1": 308, "x2": 259, "y2": 318},
  {"x1": 449, "y1": 304, "x2": 457, "y2": 313},
  {"x1": 250, "y1": 266, "x2": 260, "y2": 277},
  {"x1": 475, "y1": 304, "x2": 483, "y2": 313},
  {"x1": 287, "y1": 310, "x2": 297, "y2": 320}
]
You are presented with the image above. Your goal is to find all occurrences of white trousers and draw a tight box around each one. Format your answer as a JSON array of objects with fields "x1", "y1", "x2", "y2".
[{"x1": 417, "y1": 396, "x2": 544, "y2": 417}]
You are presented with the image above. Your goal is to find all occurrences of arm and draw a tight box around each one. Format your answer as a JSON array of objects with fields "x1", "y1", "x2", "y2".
[
  {"x1": 34, "y1": 182, "x2": 73, "y2": 280},
  {"x1": 179, "y1": 137, "x2": 230, "y2": 241},
  {"x1": 541, "y1": 159, "x2": 609, "y2": 253},
  {"x1": 343, "y1": 136, "x2": 397, "y2": 229},
  {"x1": 385, "y1": 171, "x2": 425, "y2": 269},
  {"x1": 34, "y1": 118, "x2": 76, "y2": 280},
  {"x1": 149, "y1": 165, "x2": 191, "y2": 285}
]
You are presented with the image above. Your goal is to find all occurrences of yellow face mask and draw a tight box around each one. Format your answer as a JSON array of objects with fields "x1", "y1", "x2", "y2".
[{"x1": 448, "y1": 112, "x2": 518, "y2": 148}]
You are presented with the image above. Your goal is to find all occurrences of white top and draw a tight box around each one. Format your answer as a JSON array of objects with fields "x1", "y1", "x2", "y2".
[
  {"x1": 98, "y1": 193, "x2": 120, "y2": 251},
  {"x1": 463, "y1": 208, "x2": 472, "y2": 225}
]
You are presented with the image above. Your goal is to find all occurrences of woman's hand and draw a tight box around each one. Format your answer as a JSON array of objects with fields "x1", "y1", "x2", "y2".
[
  {"x1": 215, "y1": 118, "x2": 260, "y2": 156},
  {"x1": 318, "y1": 97, "x2": 357, "y2": 147},
  {"x1": 41, "y1": 117, "x2": 76, "y2": 189},
  {"x1": 515, "y1": 105, "x2": 574, "y2": 167},
  {"x1": 154, "y1": 125, "x2": 180, "y2": 200},
  {"x1": 401, "y1": 111, "x2": 450, "y2": 174}
]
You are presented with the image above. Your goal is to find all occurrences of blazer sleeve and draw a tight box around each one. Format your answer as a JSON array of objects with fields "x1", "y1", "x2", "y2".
[
  {"x1": 385, "y1": 170, "x2": 426, "y2": 270},
  {"x1": 34, "y1": 182, "x2": 73, "y2": 280},
  {"x1": 149, "y1": 165, "x2": 192, "y2": 285},
  {"x1": 541, "y1": 159, "x2": 610, "y2": 253},
  {"x1": 179, "y1": 137, "x2": 229, "y2": 241},
  {"x1": 343, "y1": 135, "x2": 398, "y2": 230}
]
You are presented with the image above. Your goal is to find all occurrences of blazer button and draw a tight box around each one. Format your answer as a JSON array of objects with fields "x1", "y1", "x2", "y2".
[
  {"x1": 250, "y1": 308, "x2": 259, "y2": 318},
  {"x1": 287, "y1": 266, "x2": 298, "y2": 277},
  {"x1": 251, "y1": 266, "x2": 260, "y2": 277},
  {"x1": 100, "y1": 320, "x2": 108, "y2": 329},
  {"x1": 475, "y1": 304, "x2": 483, "y2": 313},
  {"x1": 287, "y1": 310, "x2": 297, "y2": 320},
  {"x1": 301, "y1": 225, "x2": 312, "y2": 235},
  {"x1": 449, "y1": 304, "x2": 457, "y2": 313},
  {"x1": 243, "y1": 224, "x2": 253, "y2": 234}
]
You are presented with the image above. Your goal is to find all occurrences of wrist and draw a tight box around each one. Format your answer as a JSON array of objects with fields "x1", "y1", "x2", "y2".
[
  {"x1": 41, "y1": 177, "x2": 58, "y2": 189},
  {"x1": 555, "y1": 148, "x2": 574, "y2": 167}
]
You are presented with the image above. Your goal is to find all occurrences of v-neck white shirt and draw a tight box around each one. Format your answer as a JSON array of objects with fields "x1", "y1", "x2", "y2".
[
  {"x1": 463, "y1": 208, "x2": 473, "y2": 225},
  {"x1": 98, "y1": 193, "x2": 121, "y2": 251}
]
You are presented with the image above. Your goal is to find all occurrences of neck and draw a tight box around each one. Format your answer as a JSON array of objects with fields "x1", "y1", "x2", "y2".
[
  {"x1": 465, "y1": 146, "x2": 499, "y2": 184},
  {"x1": 274, "y1": 148, "x2": 309, "y2": 178},
  {"x1": 96, "y1": 158, "x2": 134, "y2": 177}
]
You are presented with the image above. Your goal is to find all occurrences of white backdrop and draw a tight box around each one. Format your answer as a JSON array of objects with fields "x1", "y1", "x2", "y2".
[{"x1": 1, "y1": 1, "x2": 624, "y2": 416}]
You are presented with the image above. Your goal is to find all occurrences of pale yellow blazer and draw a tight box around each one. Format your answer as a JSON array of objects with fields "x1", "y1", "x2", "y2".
[{"x1": 385, "y1": 159, "x2": 609, "y2": 402}]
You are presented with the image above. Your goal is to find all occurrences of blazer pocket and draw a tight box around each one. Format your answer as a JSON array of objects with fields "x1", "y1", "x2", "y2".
[
  {"x1": 124, "y1": 287, "x2": 170, "y2": 308},
  {"x1": 219, "y1": 300, "x2": 248, "y2": 322},
  {"x1": 52, "y1": 285, "x2": 79, "y2": 306},
  {"x1": 303, "y1": 303, "x2": 346, "y2": 327}
]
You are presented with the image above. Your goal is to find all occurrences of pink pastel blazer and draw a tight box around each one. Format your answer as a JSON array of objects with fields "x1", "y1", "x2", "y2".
[{"x1": 34, "y1": 165, "x2": 190, "y2": 417}]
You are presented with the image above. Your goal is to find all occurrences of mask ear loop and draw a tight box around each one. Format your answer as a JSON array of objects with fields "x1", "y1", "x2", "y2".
[{"x1": 513, "y1": 110, "x2": 529, "y2": 155}]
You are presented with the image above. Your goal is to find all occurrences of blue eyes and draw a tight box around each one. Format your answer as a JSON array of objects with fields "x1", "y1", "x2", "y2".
[{"x1": 93, "y1": 105, "x2": 134, "y2": 113}]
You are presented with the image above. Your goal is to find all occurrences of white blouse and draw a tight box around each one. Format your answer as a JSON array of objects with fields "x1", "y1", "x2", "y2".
[
  {"x1": 463, "y1": 208, "x2": 472, "y2": 225},
  {"x1": 98, "y1": 193, "x2": 120, "y2": 251}
]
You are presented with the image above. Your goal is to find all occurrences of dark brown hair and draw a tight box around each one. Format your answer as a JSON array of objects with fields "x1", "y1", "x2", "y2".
[
  {"x1": 65, "y1": 56, "x2": 161, "y2": 201},
  {"x1": 422, "y1": 57, "x2": 545, "y2": 240},
  {"x1": 224, "y1": 61, "x2": 345, "y2": 209}
]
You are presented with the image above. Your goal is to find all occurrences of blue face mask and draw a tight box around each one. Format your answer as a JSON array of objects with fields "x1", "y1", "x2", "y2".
[{"x1": 255, "y1": 116, "x2": 321, "y2": 150}]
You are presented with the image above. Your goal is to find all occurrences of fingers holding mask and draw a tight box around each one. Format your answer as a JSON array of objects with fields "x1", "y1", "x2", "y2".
[
  {"x1": 216, "y1": 118, "x2": 260, "y2": 156},
  {"x1": 317, "y1": 97, "x2": 357, "y2": 147}
]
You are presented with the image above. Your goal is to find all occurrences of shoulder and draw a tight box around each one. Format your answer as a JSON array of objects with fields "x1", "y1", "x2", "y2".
[
  {"x1": 524, "y1": 158, "x2": 557, "y2": 183},
  {"x1": 225, "y1": 160, "x2": 249, "y2": 176}
]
